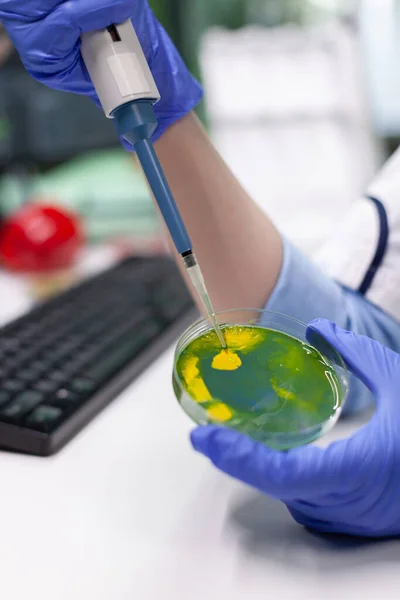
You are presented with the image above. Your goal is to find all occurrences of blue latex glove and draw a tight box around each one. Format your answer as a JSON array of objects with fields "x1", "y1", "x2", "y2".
[
  {"x1": 191, "y1": 319, "x2": 400, "y2": 538},
  {"x1": 0, "y1": 0, "x2": 203, "y2": 142}
]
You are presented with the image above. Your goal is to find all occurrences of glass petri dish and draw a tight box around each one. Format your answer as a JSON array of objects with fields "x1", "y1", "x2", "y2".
[{"x1": 173, "y1": 309, "x2": 349, "y2": 450}]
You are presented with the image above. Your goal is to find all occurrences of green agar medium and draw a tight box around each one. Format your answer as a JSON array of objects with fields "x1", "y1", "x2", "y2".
[{"x1": 175, "y1": 325, "x2": 343, "y2": 446}]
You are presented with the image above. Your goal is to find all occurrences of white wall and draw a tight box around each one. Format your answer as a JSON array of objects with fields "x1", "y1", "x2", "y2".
[
  {"x1": 359, "y1": 0, "x2": 400, "y2": 137},
  {"x1": 200, "y1": 21, "x2": 380, "y2": 254}
]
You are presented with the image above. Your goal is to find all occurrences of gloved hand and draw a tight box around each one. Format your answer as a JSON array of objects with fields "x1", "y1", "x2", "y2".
[
  {"x1": 191, "y1": 319, "x2": 400, "y2": 537},
  {"x1": 0, "y1": 0, "x2": 203, "y2": 142}
]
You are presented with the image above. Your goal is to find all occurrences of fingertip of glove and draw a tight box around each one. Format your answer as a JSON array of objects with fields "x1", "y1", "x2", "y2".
[
  {"x1": 307, "y1": 318, "x2": 336, "y2": 336},
  {"x1": 308, "y1": 319, "x2": 354, "y2": 341},
  {"x1": 306, "y1": 319, "x2": 352, "y2": 354},
  {"x1": 306, "y1": 319, "x2": 338, "y2": 356},
  {"x1": 190, "y1": 427, "x2": 204, "y2": 452},
  {"x1": 190, "y1": 425, "x2": 219, "y2": 453}
]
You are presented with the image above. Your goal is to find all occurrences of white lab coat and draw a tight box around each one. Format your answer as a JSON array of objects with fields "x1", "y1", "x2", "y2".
[{"x1": 314, "y1": 147, "x2": 400, "y2": 322}]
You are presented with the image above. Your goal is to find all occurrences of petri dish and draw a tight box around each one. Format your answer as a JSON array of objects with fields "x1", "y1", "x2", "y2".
[{"x1": 173, "y1": 309, "x2": 349, "y2": 450}]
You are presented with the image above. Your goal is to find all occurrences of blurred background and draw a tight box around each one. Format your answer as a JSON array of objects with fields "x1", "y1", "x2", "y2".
[{"x1": 0, "y1": 0, "x2": 398, "y2": 270}]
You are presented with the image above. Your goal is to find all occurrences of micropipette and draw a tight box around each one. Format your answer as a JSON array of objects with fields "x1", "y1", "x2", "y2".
[{"x1": 81, "y1": 21, "x2": 226, "y2": 348}]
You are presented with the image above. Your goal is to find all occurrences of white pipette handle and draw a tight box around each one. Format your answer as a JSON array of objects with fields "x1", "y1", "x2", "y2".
[{"x1": 81, "y1": 20, "x2": 160, "y2": 118}]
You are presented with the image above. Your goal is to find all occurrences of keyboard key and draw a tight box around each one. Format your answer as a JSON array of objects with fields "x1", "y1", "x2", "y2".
[
  {"x1": 0, "y1": 338, "x2": 20, "y2": 353},
  {"x1": 67, "y1": 354, "x2": 93, "y2": 373},
  {"x1": 38, "y1": 351, "x2": 58, "y2": 366},
  {"x1": 19, "y1": 324, "x2": 39, "y2": 338},
  {"x1": 29, "y1": 361, "x2": 48, "y2": 374},
  {"x1": 0, "y1": 391, "x2": 44, "y2": 423},
  {"x1": 34, "y1": 380, "x2": 60, "y2": 394},
  {"x1": 18, "y1": 369, "x2": 41, "y2": 382},
  {"x1": 25, "y1": 406, "x2": 63, "y2": 432},
  {"x1": 51, "y1": 346, "x2": 71, "y2": 361},
  {"x1": 30, "y1": 356, "x2": 54, "y2": 377},
  {"x1": 1, "y1": 379, "x2": 26, "y2": 393},
  {"x1": 16, "y1": 349, "x2": 37, "y2": 363},
  {"x1": 61, "y1": 360, "x2": 83, "y2": 376},
  {"x1": 70, "y1": 378, "x2": 96, "y2": 394},
  {"x1": 48, "y1": 370, "x2": 67, "y2": 384},
  {"x1": 52, "y1": 389, "x2": 81, "y2": 409},
  {"x1": 1, "y1": 358, "x2": 21, "y2": 373},
  {"x1": 0, "y1": 391, "x2": 11, "y2": 408},
  {"x1": 74, "y1": 352, "x2": 95, "y2": 367}
]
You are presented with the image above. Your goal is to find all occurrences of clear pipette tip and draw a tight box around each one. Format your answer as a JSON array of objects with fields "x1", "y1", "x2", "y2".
[{"x1": 182, "y1": 252, "x2": 226, "y2": 349}]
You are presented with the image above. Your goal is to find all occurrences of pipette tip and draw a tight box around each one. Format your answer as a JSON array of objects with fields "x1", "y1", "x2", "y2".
[
  {"x1": 182, "y1": 252, "x2": 226, "y2": 349},
  {"x1": 210, "y1": 314, "x2": 227, "y2": 349}
]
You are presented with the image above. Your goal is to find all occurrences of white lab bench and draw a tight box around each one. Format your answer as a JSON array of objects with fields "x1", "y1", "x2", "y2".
[{"x1": 0, "y1": 252, "x2": 399, "y2": 600}]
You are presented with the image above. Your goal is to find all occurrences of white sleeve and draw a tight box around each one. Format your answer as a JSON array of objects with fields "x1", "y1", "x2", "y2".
[{"x1": 313, "y1": 147, "x2": 400, "y2": 322}]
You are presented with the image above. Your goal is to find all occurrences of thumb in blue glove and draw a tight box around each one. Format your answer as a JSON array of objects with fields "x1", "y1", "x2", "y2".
[
  {"x1": 191, "y1": 319, "x2": 400, "y2": 537},
  {"x1": 0, "y1": 0, "x2": 202, "y2": 143}
]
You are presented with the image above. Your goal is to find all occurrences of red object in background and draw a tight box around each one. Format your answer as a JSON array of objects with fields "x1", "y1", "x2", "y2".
[{"x1": 0, "y1": 203, "x2": 84, "y2": 273}]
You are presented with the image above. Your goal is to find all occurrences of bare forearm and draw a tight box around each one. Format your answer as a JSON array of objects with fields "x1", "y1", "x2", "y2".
[{"x1": 153, "y1": 112, "x2": 283, "y2": 312}]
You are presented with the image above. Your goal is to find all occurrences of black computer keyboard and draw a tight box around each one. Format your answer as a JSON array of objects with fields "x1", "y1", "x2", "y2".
[{"x1": 0, "y1": 256, "x2": 197, "y2": 456}]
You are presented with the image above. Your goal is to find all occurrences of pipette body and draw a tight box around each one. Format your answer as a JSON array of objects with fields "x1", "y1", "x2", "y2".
[{"x1": 80, "y1": 22, "x2": 226, "y2": 348}]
